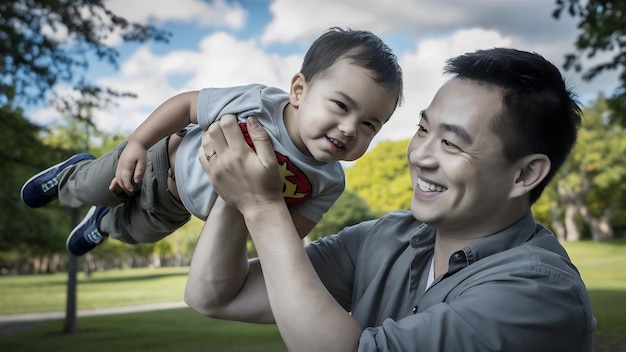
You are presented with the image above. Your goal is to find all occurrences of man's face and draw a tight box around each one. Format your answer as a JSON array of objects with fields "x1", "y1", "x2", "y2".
[{"x1": 407, "y1": 78, "x2": 521, "y2": 237}]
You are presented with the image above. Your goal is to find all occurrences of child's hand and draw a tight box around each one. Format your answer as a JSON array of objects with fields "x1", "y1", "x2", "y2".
[{"x1": 113, "y1": 140, "x2": 147, "y2": 193}]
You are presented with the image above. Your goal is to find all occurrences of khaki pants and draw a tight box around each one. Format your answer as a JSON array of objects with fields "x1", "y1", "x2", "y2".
[{"x1": 57, "y1": 138, "x2": 190, "y2": 244}]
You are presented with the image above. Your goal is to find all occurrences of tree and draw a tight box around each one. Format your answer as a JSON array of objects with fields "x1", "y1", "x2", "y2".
[
  {"x1": 573, "y1": 95, "x2": 626, "y2": 240},
  {"x1": 346, "y1": 139, "x2": 412, "y2": 215},
  {"x1": 0, "y1": 0, "x2": 169, "y2": 334},
  {"x1": 308, "y1": 191, "x2": 377, "y2": 242},
  {"x1": 0, "y1": 103, "x2": 73, "y2": 270},
  {"x1": 0, "y1": 0, "x2": 170, "y2": 109},
  {"x1": 553, "y1": 0, "x2": 626, "y2": 125},
  {"x1": 542, "y1": 94, "x2": 626, "y2": 241}
]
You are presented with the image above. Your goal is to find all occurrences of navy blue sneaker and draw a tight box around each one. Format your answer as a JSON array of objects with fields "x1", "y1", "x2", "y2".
[
  {"x1": 66, "y1": 206, "x2": 109, "y2": 256},
  {"x1": 20, "y1": 153, "x2": 96, "y2": 208}
]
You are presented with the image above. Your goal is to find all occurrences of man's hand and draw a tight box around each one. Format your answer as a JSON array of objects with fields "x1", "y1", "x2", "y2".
[{"x1": 201, "y1": 114, "x2": 283, "y2": 214}]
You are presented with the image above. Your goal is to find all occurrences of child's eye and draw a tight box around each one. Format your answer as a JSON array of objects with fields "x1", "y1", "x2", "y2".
[
  {"x1": 417, "y1": 124, "x2": 427, "y2": 134},
  {"x1": 362, "y1": 121, "x2": 377, "y2": 131},
  {"x1": 333, "y1": 100, "x2": 348, "y2": 112}
]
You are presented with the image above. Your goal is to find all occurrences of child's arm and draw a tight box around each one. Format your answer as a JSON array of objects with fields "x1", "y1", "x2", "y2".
[{"x1": 112, "y1": 91, "x2": 199, "y2": 194}]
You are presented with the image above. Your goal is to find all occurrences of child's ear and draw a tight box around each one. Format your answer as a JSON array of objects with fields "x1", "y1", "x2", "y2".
[
  {"x1": 289, "y1": 73, "x2": 306, "y2": 107},
  {"x1": 509, "y1": 154, "x2": 551, "y2": 199}
]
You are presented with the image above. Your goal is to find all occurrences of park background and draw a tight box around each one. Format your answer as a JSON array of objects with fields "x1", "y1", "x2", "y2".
[{"x1": 1, "y1": 0, "x2": 625, "y2": 350}]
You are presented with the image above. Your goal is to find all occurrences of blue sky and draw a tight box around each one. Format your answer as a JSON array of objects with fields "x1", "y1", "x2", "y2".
[{"x1": 32, "y1": 0, "x2": 619, "y2": 146}]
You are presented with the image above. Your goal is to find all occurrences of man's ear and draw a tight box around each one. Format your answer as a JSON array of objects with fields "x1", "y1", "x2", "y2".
[
  {"x1": 289, "y1": 73, "x2": 306, "y2": 108},
  {"x1": 509, "y1": 154, "x2": 551, "y2": 198}
]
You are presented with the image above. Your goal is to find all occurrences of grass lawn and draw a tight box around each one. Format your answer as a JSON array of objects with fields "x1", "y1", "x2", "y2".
[
  {"x1": 0, "y1": 266, "x2": 190, "y2": 315},
  {"x1": 0, "y1": 266, "x2": 285, "y2": 351},
  {"x1": 0, "y1": 308, "x2": 285, "y2": 352},
  {"x1": 562, "y1": 239, "x2": 626, "y2": 343},
  {"x1": 0, "y1": 239, "x2": 624, "y2": 351}
]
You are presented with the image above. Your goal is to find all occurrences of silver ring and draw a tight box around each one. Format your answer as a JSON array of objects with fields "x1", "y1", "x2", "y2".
[{"x1": 205, "y1": 151, "x2": 217, "y2": 161}]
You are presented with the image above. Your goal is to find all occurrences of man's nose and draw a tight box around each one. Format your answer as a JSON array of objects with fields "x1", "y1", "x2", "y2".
[{"x1": 408, "y1": 137, "x2": 437, "y2": 168}]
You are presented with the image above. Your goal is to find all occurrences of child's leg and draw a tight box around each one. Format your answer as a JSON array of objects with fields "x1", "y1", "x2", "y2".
[
  {"x1": 100, "y1": 137, "x2": 191, "y2": 244},
  {"x1": 57, "y1": 141, "x2": 130, "y2": 208},
  {"x1": 20, "y1": 153, "x2": 96, "y2": 208}
]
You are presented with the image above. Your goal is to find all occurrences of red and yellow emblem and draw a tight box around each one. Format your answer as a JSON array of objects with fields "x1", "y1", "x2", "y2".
[{"x1": 239, "y1": 122, "x2": 312, "y2": 206}]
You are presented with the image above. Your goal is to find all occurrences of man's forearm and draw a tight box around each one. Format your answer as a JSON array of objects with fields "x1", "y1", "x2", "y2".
[
  {"x1": 184, "y1": 198, "x2": 250, "y2": 315},
  {"x1": 244, "y1": 203, "x2": 362, "y2": 351}
]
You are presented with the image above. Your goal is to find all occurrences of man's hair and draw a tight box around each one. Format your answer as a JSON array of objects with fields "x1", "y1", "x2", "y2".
[
  {"x1": 444, "y1": 48, "x2": 582, "y2": 203},
  {"x1": 300, "y1": 27, "x2": 404, "y2": 108}
]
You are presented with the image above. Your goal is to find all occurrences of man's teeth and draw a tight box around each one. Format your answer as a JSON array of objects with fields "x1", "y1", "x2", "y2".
[{"x1": 418, "y1": 178, "x2": 447, "y2": 192}]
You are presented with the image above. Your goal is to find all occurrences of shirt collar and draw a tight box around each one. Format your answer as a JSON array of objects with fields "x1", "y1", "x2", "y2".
[
  {"x1": 462, "y1": 212, "x2": 537, "y2": 265},
  {"x1": 410, "y1": 212, "x2": 538, "y2": 275}
]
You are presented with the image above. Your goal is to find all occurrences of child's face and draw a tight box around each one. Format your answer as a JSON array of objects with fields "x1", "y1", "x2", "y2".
[{"x1": 288, "y1": 57, "x2": 398, "y2": 162}]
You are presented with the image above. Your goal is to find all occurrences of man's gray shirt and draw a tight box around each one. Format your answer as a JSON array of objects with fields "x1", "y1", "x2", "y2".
[{"x1": 306, "y1": 211, "x2": 596, "y2": 351}]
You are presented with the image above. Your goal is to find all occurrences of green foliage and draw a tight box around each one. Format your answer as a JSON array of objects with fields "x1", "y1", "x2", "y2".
[
  {"x1": 0, "y1": 104, "x2": 73, "y2": 259},
  {"x1": 553, "y1": 0, "x2": 626, "y2": 125},
  {"x1": 161, "y1": 217, "x2": 203, "y2": 264},
  {"x1": 0, "y1": 0, "x2": 170, "y2": 108},
  {"x1": 568, "y1": 96, "x2": 626, "y2": 216},
  {"x1": 80, "y1": 217, "x2": 202, "y2": 268},
  {"x1": 346, "y1": 139, "x2": 412, "y2": 215},
  {"x1": 308, "y1": 191, "x2": 377, "y2": 241},
  {"x1": 531, "y1": 192, "x2": 552, "y2": 226},
  {"x1": 533, "y1": 94, "x2": 626, "y2": 239},
  {"x1": 0, "y1": 1, "x2": 179, "y2": 274}
]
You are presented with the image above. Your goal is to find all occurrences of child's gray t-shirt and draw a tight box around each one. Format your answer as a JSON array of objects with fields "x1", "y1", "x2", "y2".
[{"x1": 175, "y1": 83, "x2": 345, "y2": 223}]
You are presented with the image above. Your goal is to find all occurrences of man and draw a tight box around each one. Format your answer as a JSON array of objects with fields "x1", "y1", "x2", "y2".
[{"x1": 185, "y1": 48, "x2": 596, "y2": 351}]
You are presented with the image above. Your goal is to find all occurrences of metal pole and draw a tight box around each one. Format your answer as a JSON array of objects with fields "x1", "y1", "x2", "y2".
[{"x1": 63, "y1": 206, "x2": 80, "y2": 334}]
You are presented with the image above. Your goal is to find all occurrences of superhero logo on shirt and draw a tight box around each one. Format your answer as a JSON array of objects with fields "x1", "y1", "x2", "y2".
[{"x1": 239, "y1": 122, "x2": 312, "y2": 206}]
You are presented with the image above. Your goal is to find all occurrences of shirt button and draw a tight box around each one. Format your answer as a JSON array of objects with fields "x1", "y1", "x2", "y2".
[
  {"x1": 412, "y1": 305, "x2": 418, "y2": 314},
  {"x1": 453, "y1": 253, "x2": 463, "y2": 261}
]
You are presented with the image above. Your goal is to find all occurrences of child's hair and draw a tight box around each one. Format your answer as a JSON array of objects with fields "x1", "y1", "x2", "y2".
[
  {"x1": 444, "y1": 48, "x2": 582, "y2": 203},
  {"x1": 300, "y1": 27, "x2": 404, "y2": 108}
]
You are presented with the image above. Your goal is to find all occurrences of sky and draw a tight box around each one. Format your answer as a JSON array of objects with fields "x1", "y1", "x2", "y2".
[{"x1": 32, "y1": 0, "x2": 619, "y2": 148}]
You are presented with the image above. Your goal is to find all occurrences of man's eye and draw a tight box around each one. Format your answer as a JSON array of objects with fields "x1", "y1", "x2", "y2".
[
  {"x1": 442, "y1": 139, "x2": 459, "y2": 150},
  {"x1": 417, "y1": 124, "x2": 427, "y2": 133}
]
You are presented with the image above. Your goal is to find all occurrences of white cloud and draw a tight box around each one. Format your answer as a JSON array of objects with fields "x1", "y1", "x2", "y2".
[
  {"x1": 262, "y1": 0, "x2": 378, "y2": 44},
  {"x1": 261, "y1": 0, "x2": 469, "y2": 44},
  {"x1": 29, "y1": 85, "x2": 78, "y2": 127},
  {"x1": 88, "y1": 31, "x2": 302, "y2": 133},
  {"x1": 40, "y1": 0, "x2": 247, "y2": 49},
  {"x1": 260, "y1": 0, "x2": 572, "y2": 45},
  {"x1": 379, "y1": 29, "x2": 513, "y2": 143},
  {"x1": 105, "y1": 0, "x2": 245, "y2": 28},
  {"x1": 28, "y1": 0, "x2": 616, "y2": 144},
  {"x1": 188, "y1": 32, "x2": 299, "y2": 89}
]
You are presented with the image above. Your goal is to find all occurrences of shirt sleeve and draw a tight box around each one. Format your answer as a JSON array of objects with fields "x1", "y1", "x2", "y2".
[
  {"x1": 305, "y1": 219, "x2": 373, "y2": 310},
  {"x1": 196, "y1": 84, "x2": 266, "y2": 130},
  {"x1": 290, "y1": 166, "x2": 345, "y2": 223}
]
